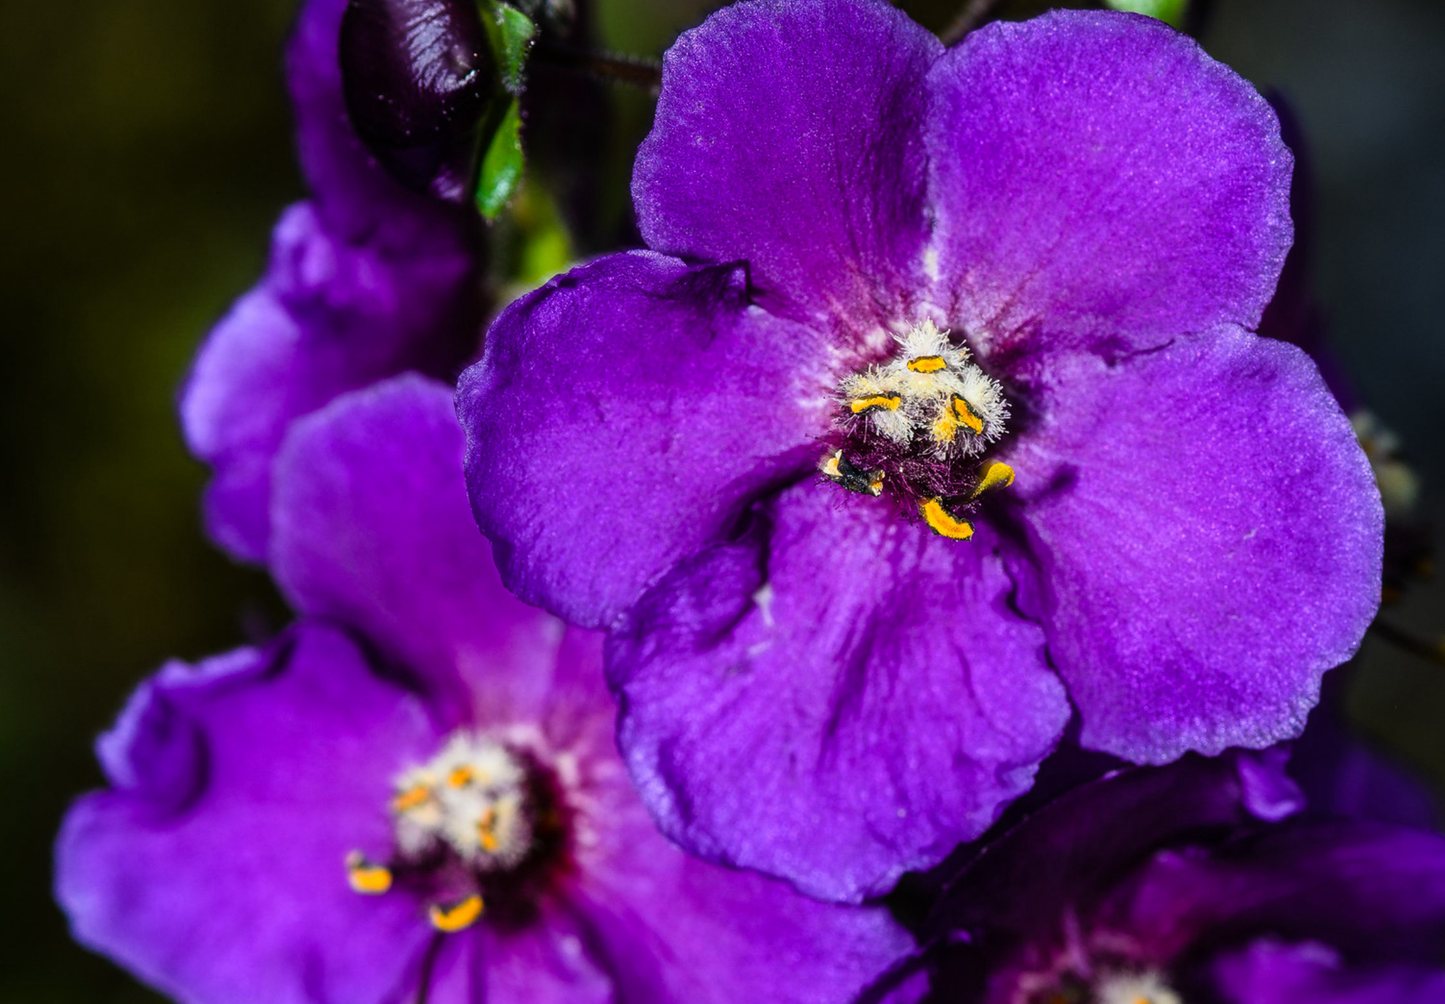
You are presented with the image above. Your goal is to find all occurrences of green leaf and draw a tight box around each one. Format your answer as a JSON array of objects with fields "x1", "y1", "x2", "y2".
[
  {"x1": 482, "y1": 1, "x2": 536, "y2": 96},
  {"x1": 1103, "y1": 0, "x2": 1190, "y2": 27},
  {"x1": 476, "y1": 100, "x2": 525, "y2": 219},
  {"x1": 470, "y1": 1, "x2": 534, "y2": 218}
]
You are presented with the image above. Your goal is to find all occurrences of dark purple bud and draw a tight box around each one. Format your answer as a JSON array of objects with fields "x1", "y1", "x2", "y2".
[{"x1": 340, "y1": 0, "x2": 499, "y2": 201}]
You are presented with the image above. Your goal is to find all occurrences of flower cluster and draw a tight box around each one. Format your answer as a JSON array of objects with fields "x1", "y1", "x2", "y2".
[{"x1": 56, "y1": 0, "x2": 1443, "y2": 1000}]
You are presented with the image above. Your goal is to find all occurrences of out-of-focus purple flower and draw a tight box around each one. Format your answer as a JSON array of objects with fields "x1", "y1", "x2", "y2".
[
  {"x1": 181, "y1": 0, "x2": 485, "y2": 564},
  {"x1": 457, "y1": 0, "x2": 1382, "y2": 901},
  {"x1": 58, "y1": 377, "x2": 911, "y2": 1004},
  {"x1": 895, "y1": 754, "x2": 1445, "y2": 1004}
]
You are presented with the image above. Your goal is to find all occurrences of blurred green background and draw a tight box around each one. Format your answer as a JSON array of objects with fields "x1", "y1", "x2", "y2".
[{"x1": 1, "y1": 0, "x2": 1442, "y2": 999}]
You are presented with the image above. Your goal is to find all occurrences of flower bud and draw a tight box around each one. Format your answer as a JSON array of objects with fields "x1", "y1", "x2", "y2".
[{"x1": 340, "y1": 0, "x2": 500, "y2": 201}]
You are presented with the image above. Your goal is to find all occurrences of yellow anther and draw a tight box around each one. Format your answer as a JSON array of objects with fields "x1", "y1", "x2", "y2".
[
  {"x1": 345, "y1": 852, "x2": 393, "y2": 895},
  {"x1": 392, "y1": 784, "x2": 432, "y2": 812},
  {"x1": 478, "y1": 808, "x2": 500, "y2": 853},
  {"x1": 447, "y1": 766, "x2": 473, "y2": 788},
  {"x1": 921, "y1": 498, "x2": 975, "y2": 540},
  {"x1": 429, "y1": 894, "x2": 484, "y2": 932},
  {"x1": 848, "y1": 393, "x2": 902, "y2": 415},
  {"x1": 931, "y1": 394, "x2": 987, "y2": 445},
  {"x1": 970, "y1": 460, "x2": 1015, "y2": 499},
  {"x1": 907, "y1": 355, "x2": 946, "y2": 373},
  {"x1": 950, "y1": 395, "x2": 984, "y2": 435},
  {"x1": 822, "y1": 450, "x2": 885, "y2": 497}
]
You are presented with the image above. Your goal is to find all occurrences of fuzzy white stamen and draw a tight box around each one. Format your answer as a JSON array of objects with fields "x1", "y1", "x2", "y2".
[
  {"x1": 392, "y1": 732, "x2": 534, "y2": 869},
  {"x1": 837, "y1": 321, "x2": 1008, "y2": 456},
  {"x1": 1094, "y1": 969, "x2": 1183, "y2": 1004},
  {"x1": 839, "y1": 370, "x2": 913, "y2": 444}
]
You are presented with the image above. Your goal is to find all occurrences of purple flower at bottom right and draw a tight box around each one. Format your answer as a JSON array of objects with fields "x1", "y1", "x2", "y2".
[{"x1": 891, "y1": 754, "x2": 1445, "y2": 1004}]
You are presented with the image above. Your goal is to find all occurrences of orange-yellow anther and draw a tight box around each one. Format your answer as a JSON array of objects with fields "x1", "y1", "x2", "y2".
[
  {"x1": 429, "y1": 894, "x2": 484, "y2": 932},
  {"x1": 478, "y1": 808, "x2": 500, "y2": 853},
  {"x1": 951, "y1": 395, "x2": 984, "y2": 435},
  {"x1": 849, "y1": 393, "x2": 902, "y2": 415},
  {"x1": 447, "y1": 766, "x2": 473, "y2": 788},
  {"x1": 907, "y1": 355, "x2": 946, "y2": 373},
  {"x1": 392, "y1": 784, "x2": 432, "y2": 812},
  {"x1": 346, "y1": 852, "x2": 393, "y2": 895},
  {"x1": 970, "y1": 460, "x2": 1015, "y2": 499},
  {"x1": 921, "y1": 498, "x2": 975, "y2": 540}
]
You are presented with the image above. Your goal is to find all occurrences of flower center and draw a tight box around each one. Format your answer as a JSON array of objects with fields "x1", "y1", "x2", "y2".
[
  {"x1": 345, "y1": 731, "x2": 568, "y2": 933},
  {"x1": 1093, "y1": 970, "x2": 1182, "y2": 1004},
  {"x1": 823, "y1": 321, "x2": 1014, "y2": 539},
  {"x1": 1015, "y1": 967, "x2": 1182, "y2": 1004}
]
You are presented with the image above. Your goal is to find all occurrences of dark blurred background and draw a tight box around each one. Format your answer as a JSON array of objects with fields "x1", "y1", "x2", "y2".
[{"x1": 1, "y1": 0, "x2": 1441, "y2": 999}]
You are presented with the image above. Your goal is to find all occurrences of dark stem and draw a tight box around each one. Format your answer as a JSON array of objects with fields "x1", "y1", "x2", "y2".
[
  {"x1": 531, "y1": 42, "x2": 662, "y2": 91},
  {"x1": 1369, "y1": 618, "x2": 1445, "y2": 666},
  {"x1": 939, "y1": 0, "x2": 1006, "y2": 45},
  {"x1": 414, "y1": 932, "x2": 446, "y2": 1004}
]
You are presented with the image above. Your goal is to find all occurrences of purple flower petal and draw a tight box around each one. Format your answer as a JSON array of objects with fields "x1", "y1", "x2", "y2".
[
  {"x1": 1006, "y1": 327, "x2": 1380, "y2": 762},
  {"x1": 272, "y1": 374, "x2": 562, "y2": 720},
  {"x1": 478, "y1": 910, "x2": 616, "y2": 1004},
  {"x1": 55, "y1": 626, "x2": 442, "y2": 1004},
  {"x1": 1115, "y1": 822, "x2": 1445, "y2": 963},
  {"x1": 925, "y1": 11, "x2": 1292, "y2": 360},
  {"x1": 498, "y1": 617, "x2": 919, "y2": 1004},
  {"x1": 180, "y1": 202, "x2": 479, "y2": 562},
  {"x1": 458, "y1": 251, "x2": 830, "y2": 629},
  {"x1": 555, "y1": 675, "x2": 920, "y2": 1003},
  {"x1": 921, "y1": 753, "x2": 1269, "y2": 947},
  {"x1": 1213, "y1": 939, "x2": 1445, "y2": 1004},
  {"x1": 1236, "y1": 746, "x2": 1306, "y2": 823},
  {"x1": 567, "y1": 838, "x2": 919, "y2": 1004},
  {"x1": 633, "y1": 0, "x2": 938, "y2": 337},
  {"x1": 182, "y1": 280, "x2": 311, "y2": 561},
  {"x1": 608, "y1": 482, "x2": 1070, "y2": 902}
]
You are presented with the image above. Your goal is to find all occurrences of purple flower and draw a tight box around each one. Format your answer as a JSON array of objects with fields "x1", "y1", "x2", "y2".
[
  {"x1": 899, "y1": 755, "x2": 1445, "y2": 1004},
  {"x1": 456, "y1": 0, "x2": 1382, "y2": 901},
  {"x1": 57, "y1": 376, "x2": 912, "y2": 1004},
  {"x1": 180, "y1": 0, "x2": 485, "y2": 563}
]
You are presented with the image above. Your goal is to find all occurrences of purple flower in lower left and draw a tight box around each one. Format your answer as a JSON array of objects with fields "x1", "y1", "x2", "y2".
[{"x1": 56, "y1": 375, "x2": 912, "y2": 1004}]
